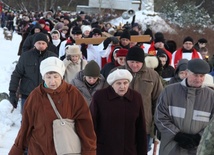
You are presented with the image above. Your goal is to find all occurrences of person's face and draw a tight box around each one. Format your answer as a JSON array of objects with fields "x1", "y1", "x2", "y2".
[
  {"x1": 111, "y1": 79, "x2": 130, "y2": 96},
  {"x1": 187, "y1": 70, "x2": 205, "y2": 88},
  {"x1": 178, "y1": 70, "x2": 188, "y2": 79},
  {"x1": 63, "y1": 19, "x2": 69, "y2": 25},
  {"x1": 199, "y1": 42, "x2": 206, "y2": 48},
  {"x1": 34, "y1": 41, "x2": 48, "y2": 51},
  {"x1": 44, "y1": 72, "x2": 62, "y2": 90},
  {"x1": 84, "y1": 30, "x2": 90, "y2": 37},
  {"x1": 154, "y1": 42, "x2": 164, "y2": 48},
  {"x1": 127, "y1": 60, "x2": 143, "y2": 73},
  {"x1": 92, "y1": 33, "x2": 101, "y2": 38},
  {"x1": 51, "y1": 33, "x2": 60, "y2": 40},
  {"x1": 34, "y1": 28, "x2": 41, "y2": 33},
  {"x1": 132, "y1": 26, "x2": 140, "y2": 32},
  {"x1": 183, "y1": 41, "x2": 193, "y2": 50},
  {"x1": 71, "y1": 34, "x2": 82, "y2": 40},
  {"x1": 76, "y1": 21, "x2": 82, "y2": 26},
  {"x1": 71, "y1": 55, "x2": 79, "y2": 63},
  {"x1": 85, "y1": 76, "x2": 99, "y2": 85},
  {"x1": 200, "y1": 51, "x2": 208, "y2": 59},
  {"x1": 120, "y1": 38, "x2": 130, "y2": 46},
  {"x1": 117, "y1": 57, "x2": 126, "y2": 66},
  {"x1": 61, "y1": 29, "x2": 68, "y2": 34},
  {"x1": 130, "y1": 42, "x2": 137, "y2": 47},
  {"x1": 159, "y1": 57, "x2": 167, "y2": 66}
]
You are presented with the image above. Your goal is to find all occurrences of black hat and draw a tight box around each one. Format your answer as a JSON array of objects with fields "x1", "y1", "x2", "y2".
[
  {"x1": 129, "y1": 30, "x2": 139, "y2": 36},
  {"x1": 198, "y1": 38, "x2": 208, "y2": 43},
  {"x1": 83, "y1": 60, "x2": 100, "y2": 77},
  {"x1": 79, "y1": 11, "x2": 85, "y2": 15},
  {"x1": 183, "y1": 36, "x2": 194, "y2": 44},
  {"x1": 126, "y1": 46, "x2": 145, "y2": 63},
  {"x1": 120, "y1": 30, "x2": 131, "y2": 40},
  {"x1": 71, "y1": 26, "x2": 82, "y2": 34},
  {"x1": 154, "y1": 32, "x2": 165, "y2": 43},
  {"x1": 33, "y1": 33, "x2": 48, "y2": 44},
  {"x1": 92, "y1": 28, "x2": 102, "y2": 36},
  {"x1": 76, "y1": 16, "x2": 82, "y2": 22},
  {"x1": 63, "y1": 16, "x2": 70, "y2": 21},
  {"x1": 187, "y1": 58, "x2": 210, "y2": 74}
]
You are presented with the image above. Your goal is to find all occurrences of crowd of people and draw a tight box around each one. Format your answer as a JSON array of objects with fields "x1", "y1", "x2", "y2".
[{"x1": 3, "y1": 8, "x2": 214, "y2": 155}]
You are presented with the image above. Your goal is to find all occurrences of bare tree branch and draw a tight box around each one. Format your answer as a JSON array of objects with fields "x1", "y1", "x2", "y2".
[{"x1": 196, "y1": 0, "x2": 205, "y2": 9}]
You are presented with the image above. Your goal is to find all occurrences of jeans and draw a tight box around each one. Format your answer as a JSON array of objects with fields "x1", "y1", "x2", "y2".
[
  {"x1": 147, "y1": 134, "x2": 153, "y2": 152},
  {"x1": 21, "y1": 98, "x2": 26, "y2": 114}
]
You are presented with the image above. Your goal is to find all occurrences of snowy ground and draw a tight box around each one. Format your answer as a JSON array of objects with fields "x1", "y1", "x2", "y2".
[{"x1": 0, "y1": 27, "x2": 159, "y2": 154}]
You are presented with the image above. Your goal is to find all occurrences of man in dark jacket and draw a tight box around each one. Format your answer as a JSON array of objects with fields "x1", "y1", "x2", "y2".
[{"x1": 9, "y1": 33, "x2": 57, "y2": 113}]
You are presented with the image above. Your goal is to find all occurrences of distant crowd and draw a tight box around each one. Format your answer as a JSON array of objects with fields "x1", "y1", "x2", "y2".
[{"x1": 4, "y1": 9, "x2": 214, "y2": 155}]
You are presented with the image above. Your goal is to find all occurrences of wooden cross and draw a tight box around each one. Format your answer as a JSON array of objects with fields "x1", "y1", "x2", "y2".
[{"x1": 75, "y1": 35, "x2": 151, "y2": 45}]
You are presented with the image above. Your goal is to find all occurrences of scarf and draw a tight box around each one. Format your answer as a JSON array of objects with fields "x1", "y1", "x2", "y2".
[{"x1": 174, "y1": 48, "x2": 200, "y2": 68}]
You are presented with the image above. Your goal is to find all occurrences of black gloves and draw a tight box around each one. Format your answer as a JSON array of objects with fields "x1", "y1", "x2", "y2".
[
  {"x1": 174, "y1": 132, "x2": 201, "y2": 149},
  {"x1": 103, "y1": 37, "x2": 119, "y2": 50},
  {"x1": 81, "y1": 43, "x2": 88, "y2": 59},
  {"x1": 9, "y1": 92, "x2": 18, "y2": 108},
  {"x1": 66, "y1": 55, "x2": 71, "y2": 61}
]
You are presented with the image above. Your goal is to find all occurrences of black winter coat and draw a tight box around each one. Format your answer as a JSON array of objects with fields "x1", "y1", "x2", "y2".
[{"x1": 9, "y1": 48, "x2": 57, "y2": 97}]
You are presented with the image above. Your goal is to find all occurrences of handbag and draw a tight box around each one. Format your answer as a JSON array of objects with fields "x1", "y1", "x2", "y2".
[{"x1": 47, "y1": 94, "x2": 81, "y2": 155}]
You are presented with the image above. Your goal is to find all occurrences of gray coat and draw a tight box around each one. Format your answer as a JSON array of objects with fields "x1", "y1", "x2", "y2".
[
  {"x1": 71, "y1": 70, "x2": 105, "y2": 106},
  {"x1": 155, "y1": 79, "x2": 214, "y2": 155}
]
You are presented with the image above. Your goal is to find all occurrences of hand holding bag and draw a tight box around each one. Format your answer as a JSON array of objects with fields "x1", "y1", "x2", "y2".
[{"x1": 47, "y1": 94, "x2": 81, "y2": 155}]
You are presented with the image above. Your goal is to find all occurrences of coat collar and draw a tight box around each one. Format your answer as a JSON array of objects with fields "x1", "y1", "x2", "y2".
[{"x1": 106, "y1": 86, "x2": 133, "y2": 101}]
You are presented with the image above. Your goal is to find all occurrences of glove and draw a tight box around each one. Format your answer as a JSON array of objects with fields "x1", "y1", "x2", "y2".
[
  {"x1": 174, "y1": 132, "x2": 197, "y2": 149},
  {"x1": 189, "y1": 133, "x2": 201, "y2": 146},
  {"x1": 9, "y1": 92, "x2": 18, "y2": 108},
  {"x1": 103, "y1": 37, "x2": 112, "y2": 50},
  {"x1": 81, "y1": 43, "x2": 88, "y2": 59}
]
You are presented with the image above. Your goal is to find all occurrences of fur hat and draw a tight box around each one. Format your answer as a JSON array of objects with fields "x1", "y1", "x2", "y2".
[
  {"x1": 92, "y1": 28, "x2": 102, "y2": 36},
  {"x1": 120, "y1": 29, "x2": 131, "y2": 40},
  {"x1": 61, "y1": 26, "x2": 69, "y2": 31},
  {"x1": 145, "y1": 55, "x2": 159, "y2": 69},
  {"x1": 40, "y1": 57, "x2": 65, "y2": 79},
  {"x1": 33, "y1": 33, "x2": 48, "y2": 44},
  {"x1": 54, "y1": 22, "x2": 64, "y2": 31},
  {"x1": 126, "y1": 46, "x2": 145, "y2": 63},
  {"x1": 107, "y1": 69, "x2": 133, "y2": 85},
  {"x1": 65, "y1": 45, "x2": 82, "y2": 56},
  {"x1": 183, "y1": 36, "x2": 194, "y2": 44},
  {"x1": 187, "y1": 58, "x2": 210, "y2": 74},
  {"x1": 203, "y1": 74, "x2": 214, "y2": 88},
  {"x1": 81, "y1": 25, "x2": 92, "y2": 33},
  {"x1": 83, "y1": 60, "x2": 100, "y2": 77},
  {"x1": 198, "y1": 38, "x2": 208, "y2": 43},
  {"x1": 116, "y1": 48, "x2": 128, "y2": 57},
  {"x1": 71, "y1": 26, "x2": 82, "y2": 35},
  {"x1": 154, "y1": 32, "x2": 165, "y2": 43}
]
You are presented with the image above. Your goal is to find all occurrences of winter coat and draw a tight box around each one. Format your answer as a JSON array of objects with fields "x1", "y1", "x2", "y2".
[
  {"x1": 90, "y1": 86, "x2": 147, "y2": 155},
  {"x1": 155, "y1": 79, "x2": 214, "y2": 155},
  {"x1": 118, "y1": 64, "x2": 163, "y2": 135},
  {"x1": 9, "y1": 81, "x2": 96, "y2": 155},
  {"x1": 9, "y1": 48, "x2": 57, "y2": 97},
  {"x1": 71, "y1": 70, "x2": 105, "y2": 106},
  {"x1": 197, "y1": 117, "x2": 214, "y2": 155},
  {"x1": 22, "y1": 23, "x2": 43, "y2": 53},
  {"x1": 63, "y1": 58, "x2": 88, "y2": 83}
]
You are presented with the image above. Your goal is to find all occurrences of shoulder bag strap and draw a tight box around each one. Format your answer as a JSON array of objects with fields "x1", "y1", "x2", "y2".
[{"x1": 47, "y1": 93, "x2": 63, "y2": 120}]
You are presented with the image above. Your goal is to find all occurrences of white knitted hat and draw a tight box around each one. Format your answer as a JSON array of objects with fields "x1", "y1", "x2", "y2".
[
  {"x1": 40, "y1": 57, "x2": 65, "y2": 79},
  {"x1": 81, "y1": 25, "x2": 92, "y2": 33},
  {"x1": 107, "y1": 69, "x2": 133, "y2": 85}
]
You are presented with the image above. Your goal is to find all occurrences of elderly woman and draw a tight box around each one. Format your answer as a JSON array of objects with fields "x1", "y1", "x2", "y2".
[
  {"x1": 90, "y1": 69, "x2": 147, "y2": 155},
  {"x1": 9, "y1": 57, "x2": 96, "y2": 155}
]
